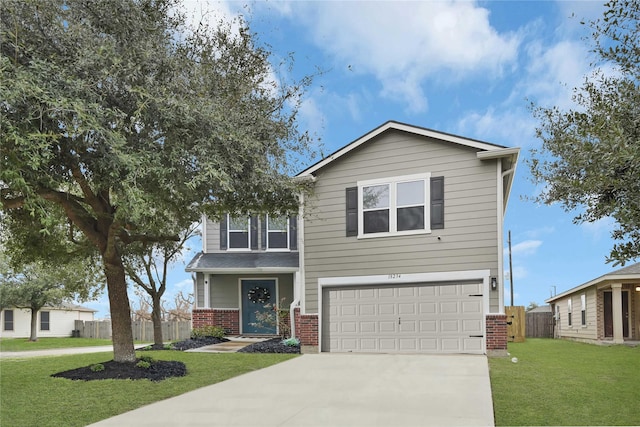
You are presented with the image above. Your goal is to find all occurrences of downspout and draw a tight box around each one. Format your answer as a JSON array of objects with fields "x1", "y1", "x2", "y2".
[{"x1": 290, "y1": 190, "x2": 306, "y2": 339}]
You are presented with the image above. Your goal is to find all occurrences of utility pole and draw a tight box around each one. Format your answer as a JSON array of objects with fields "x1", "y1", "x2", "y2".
[{"x1": 508, "y1": 230, "x2": 514, "y2": 307}]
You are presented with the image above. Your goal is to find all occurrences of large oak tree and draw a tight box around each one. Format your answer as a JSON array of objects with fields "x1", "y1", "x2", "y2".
[
  {"x1": 1, "y1": 0, "x2": 313, "y2": 361},
  {"x1": 529, "y1": 0, "x2": 640, "y2": 265}
]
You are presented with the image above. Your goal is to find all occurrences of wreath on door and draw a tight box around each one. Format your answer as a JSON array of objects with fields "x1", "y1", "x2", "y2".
[{"x1": 247, "y1": 286, "x2": 271, "y2": 304}]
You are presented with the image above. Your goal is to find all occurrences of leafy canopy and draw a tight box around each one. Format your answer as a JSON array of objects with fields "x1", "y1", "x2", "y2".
[
  {"x1": 1, "y1": 0, "x2": 316, "y2": 361},
  {"x1": 529, "y1": 0, "x2": 640, "y2": 265}
]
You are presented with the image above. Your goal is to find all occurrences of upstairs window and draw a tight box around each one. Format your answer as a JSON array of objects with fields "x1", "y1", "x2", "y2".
[
  {"x1": 266, "y1": 215, "x2": 289, "y2": 250},
  {"x1": 358, "y1": 173, "x2": 430, "y2": 237},
  {"x1": 228, "y1": 215, "x2": 251, "y2": 250},
  {"x1": 40, "y1": 311, "x2": 50, "y2": 331}
]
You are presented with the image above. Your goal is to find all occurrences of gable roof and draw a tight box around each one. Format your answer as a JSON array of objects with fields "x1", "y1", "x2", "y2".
[
  {"x1": 546, "y1": 262, "x2": 640, "y2": 303},
  {"x1": 297, "y1": 120, "x2": 518, "y2": 177}
]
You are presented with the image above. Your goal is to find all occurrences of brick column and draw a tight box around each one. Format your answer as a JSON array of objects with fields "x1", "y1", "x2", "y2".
[
  {"x1": 486, "y1": 314, "x2": 508, "y2": 356},
  {"x1": 294, "y1": 307, "x2": 319, "y2": 353},
  {"x1": 192, "y1": 309, "x2": 239, "y2": 335}
]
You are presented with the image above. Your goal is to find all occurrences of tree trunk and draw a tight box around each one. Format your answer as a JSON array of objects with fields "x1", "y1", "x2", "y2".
[
  {"x1": 151, "y1": 294, "x2": 164, "y2": 348},
  {"x1": 29, "y1": 308, "x2": 38, "y2": 342},
  {"x1": 103, "y1": 251, "x2": 136, "y2": 362}
]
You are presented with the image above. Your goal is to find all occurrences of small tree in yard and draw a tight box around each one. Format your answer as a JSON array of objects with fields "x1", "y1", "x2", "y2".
[
  {"x1": 0, "y1": 253, "x2": 103, "y2": 341},
  {"x1": 1, "y1": 0, "x2": 315, "y2": 362},
  {"x1": 530, "y1": 0, "x2": 640, "y2": 266},
  {"x1": 124, "y1": 224, "x2": 198, "y2": 348}
]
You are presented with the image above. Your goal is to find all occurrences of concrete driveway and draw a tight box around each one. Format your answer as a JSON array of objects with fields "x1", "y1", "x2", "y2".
[{"x1": 89, "y1": 353, "x2": 495, "y2": 427}]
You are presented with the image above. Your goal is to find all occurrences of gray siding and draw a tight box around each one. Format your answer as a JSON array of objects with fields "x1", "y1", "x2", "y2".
[
  {"x1": 196, "y1": 273, "x2": 205, "y2": 308},
  {"x1": 304, "y1": 130, "x2": 500, "y2": 313},
  {"x1": 204, "y1": 218, "x2": 221, "y2": 253}
]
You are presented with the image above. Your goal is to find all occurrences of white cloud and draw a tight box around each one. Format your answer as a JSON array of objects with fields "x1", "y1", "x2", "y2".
[
  {"x1": 581, "y1": 216, "x2": 615, "y2": 239},
  {"x1": 505, "y1": 265, "x2": 529, "y2": 282},
  {"x1": 283, "y1": 1, "x2": 521, "y2": 113},
  {"x1": 510, "y1": 240, "x2": 543, "y2": 256}
]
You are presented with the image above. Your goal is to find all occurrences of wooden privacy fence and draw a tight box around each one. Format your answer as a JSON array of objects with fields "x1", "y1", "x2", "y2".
[
  {"x1": 505, "y1": 306, "x2": 526, "y2": 342},
  {"x1": 525, "y1": 312, "x2": 554, "y2": 338},
  {"x1": 74, "y1": 320, "x2": 191, "y2": 341}
]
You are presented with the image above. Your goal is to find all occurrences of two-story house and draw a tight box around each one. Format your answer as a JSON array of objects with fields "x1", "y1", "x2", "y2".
[{"x1": 186, "y1": 121, "x2": 519, "y2": 355}]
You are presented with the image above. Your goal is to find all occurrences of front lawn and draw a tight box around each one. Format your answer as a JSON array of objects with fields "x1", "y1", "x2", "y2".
[
  {"x1": 489, "y1": 339, "x2": 639, "y2": 426},
  {"x1": 0, "y1": 337, "x2": 115, "y2": 352},
  {"x1": 0, "y1": 350, "x2": 297, "y2": 427}
]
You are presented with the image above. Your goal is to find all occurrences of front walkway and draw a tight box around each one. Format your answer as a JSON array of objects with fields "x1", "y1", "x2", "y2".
[{"x1": 89, "y1": 353, "x2": 495, "y2": 427}]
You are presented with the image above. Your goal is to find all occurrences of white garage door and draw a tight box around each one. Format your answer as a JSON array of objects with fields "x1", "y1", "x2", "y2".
[{"x1": 322, "y1": 282, "x2": 484, "y2": 354}]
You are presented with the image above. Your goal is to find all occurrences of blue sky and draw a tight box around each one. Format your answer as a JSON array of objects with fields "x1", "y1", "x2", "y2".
[{"x1": 86, "y1": 1, "x2": 625, "y2": 318}]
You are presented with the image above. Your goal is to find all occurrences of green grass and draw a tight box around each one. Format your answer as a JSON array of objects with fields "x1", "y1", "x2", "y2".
[
  {"x1": 0, "y1": 350, "x2": 297, "y2": 427},
  {"x1": 0, "y1": 337, "x2": 116, "y2": 352},
  {"x1": 489, "y1": 339, "x2": 640, "y2": 426}
]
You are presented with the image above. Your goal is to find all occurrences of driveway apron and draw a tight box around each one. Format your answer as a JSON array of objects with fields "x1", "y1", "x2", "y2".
[{"x1": 89, "y1": 353, "x2": 495, "y2": 427}]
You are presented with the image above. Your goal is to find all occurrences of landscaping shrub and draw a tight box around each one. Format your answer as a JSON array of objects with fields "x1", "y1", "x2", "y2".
[{"x1": 191, "y1": 325, "x2": 225, "y2": 339}]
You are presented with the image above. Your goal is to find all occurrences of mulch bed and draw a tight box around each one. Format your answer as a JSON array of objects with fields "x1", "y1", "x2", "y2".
[
  {"x1": 51, "y1": 336, "x2": 298, "y2": 382},
  {"x1": 237, "y1": 337, "x2": 300, "y2": 354},
  {"x1": 52, "y1": 359, "x2": 187, "y2": 382}
]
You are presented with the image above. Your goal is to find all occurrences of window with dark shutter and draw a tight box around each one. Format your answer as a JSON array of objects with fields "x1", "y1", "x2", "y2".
[
  {"x1": 430, "y1": 176, "x2": 444, "y2": 230},
  {"x1": 346, "y1": 187, "x2": 358, "y2": 236},
  {"x1": 220, "y1": 216, "x2": 228, "y2": 250},
  {"x1": 289, "y1": 216, "x2": 298, "y2": 250},
  {"x1": 250, "y1": 216, "x2": 258, "y2": 250}
]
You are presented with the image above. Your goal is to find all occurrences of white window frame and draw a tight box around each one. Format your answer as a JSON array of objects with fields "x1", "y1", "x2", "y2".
[
  {"x1": 3, "y1": 309, "x2": 14, "y2": 331},
  {"x1": 357, "y1": 173, "x2": 431, "y2": 239},
  {"x1": 567, "y1": 298, "x2": 573, "y2": 327},
  {"x1": 266, "y1": 215, "x2": 289, "y2": 251},
  {"x1": 227, "y1": 214, "x2": 251, "y2": 251},
  {"x1": 581, "y1": 294, "x2": 586, "y2": 327}
]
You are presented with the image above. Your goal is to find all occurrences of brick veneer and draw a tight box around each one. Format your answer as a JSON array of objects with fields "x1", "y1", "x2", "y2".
[
  {"x1": 293, "y1": 307, "x2": 318, "y2": 347},
  {"x1": 192, "y1": 309, "x2": 240, "y2": 335},
  {"x1": 486, "y1": 314, "x2": 508, "y2": 352}
]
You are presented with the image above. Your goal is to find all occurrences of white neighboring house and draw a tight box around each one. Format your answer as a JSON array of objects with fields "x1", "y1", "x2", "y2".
[{"x1": 0, "y1": 303, "x2": 96, "y2": 339}]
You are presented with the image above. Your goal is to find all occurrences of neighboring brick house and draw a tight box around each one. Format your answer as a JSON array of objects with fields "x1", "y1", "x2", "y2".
[
  {"x1": 547, "y1": 263, "x2": 640, "y2": 344},
  {"x1": 186, "y1": 121, "x2": 519, "y2": 355}
]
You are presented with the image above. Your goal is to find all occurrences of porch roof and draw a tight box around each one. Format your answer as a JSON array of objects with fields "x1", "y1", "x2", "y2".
[
  {"x1": 546, "y1": 262, "x2": 640, "y2": 303},
  {"x1": 185, "y1": 252, "x2": 299, "y2": 273}
]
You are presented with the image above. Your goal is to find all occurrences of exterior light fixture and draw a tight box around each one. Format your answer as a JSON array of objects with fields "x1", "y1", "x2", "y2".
[{"x1": 491, "y1": 277, "x2": 497, "y2": 291}]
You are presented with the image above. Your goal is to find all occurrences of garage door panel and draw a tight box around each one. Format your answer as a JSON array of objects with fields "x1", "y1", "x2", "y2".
[
  {"x1": 378, "y1": 303, "x2": 395, "y2": 315},
  {"x1": 323, "y1": 282, "x2": 485, "y2": 354},
  {"x1": 440, "y1": 301, "x2": 459, "y2": 314},
  {"x1": 398, "y1": 303, "x2": 415, "y2": 314}
]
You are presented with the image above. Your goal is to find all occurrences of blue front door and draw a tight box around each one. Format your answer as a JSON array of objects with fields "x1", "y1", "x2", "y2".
[{"x1": 241, "y1": 280, "x2": 277, "y2": 334}]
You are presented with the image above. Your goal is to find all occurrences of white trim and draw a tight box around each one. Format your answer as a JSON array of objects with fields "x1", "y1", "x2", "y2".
[
  {"x1": 266, "y1": 215, "x2": 290, "y2": 252},
  {"x1": 227, "y1": 214, "x2": 251, "y2": 250},
  {"x1": 202, "y1": 214, "x2": 207, "y2": 253},
  {"x1": 496, "y1": 158, "x2": 505, "y2": 313},
  {"x1": 317, "y1": 270, "x2": 492, "y2": 352},
  {"x1": 357, "y1": 172, "x2": 431, "y2": 238},
  {"x1": 187, "y1": 268, "x2": 299, "y2": 274},
  {"x1": 476, "y1": 147, "x2": 520, "y2": 160},
  {"x1": 298, "y1": 121, "x2": 507, "y2": 177},
  {"x1": 204, "y1": 274, "x2": 211, "y2": 309}
]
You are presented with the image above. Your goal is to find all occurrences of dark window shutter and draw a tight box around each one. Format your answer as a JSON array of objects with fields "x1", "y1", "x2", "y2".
[
  {"x1": 250, "y1": 216, "x2": 258, "y2": 250},
  {"x1": 289, "y1": 216, "x2": 298, "y2": 250},
  {"x1": 346, "y1": 187, "x2": 358, "y2": 237},
  {"x1": 430, "y1": 176, "x2": 444, "y2": 230},
  {"x1": 220, "y1": 215, "x2": 228, "y2": 250},
  {"x1": 261, "y1": 215, "x2": 267, "y2": 250}
]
